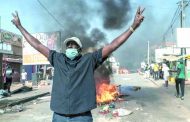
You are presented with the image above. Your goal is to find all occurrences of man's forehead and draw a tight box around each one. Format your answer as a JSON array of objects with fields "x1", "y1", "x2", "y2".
[
  {"x1": 66, "y1": 41, "x2": 80, "y2": 47},
  {"x1": 66, "y1": 40, "x2": 77, "y2": 44}
]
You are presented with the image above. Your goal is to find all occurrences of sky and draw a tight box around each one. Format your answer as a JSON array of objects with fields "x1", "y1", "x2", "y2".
[{"x1": 0, "y1": 0, "x2": 189, "y2": 70}]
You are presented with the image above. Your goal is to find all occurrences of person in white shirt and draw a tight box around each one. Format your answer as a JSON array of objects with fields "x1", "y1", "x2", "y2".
[
  {"x1": 21, "y1": 70, "x2": 27, "y2": 86},
  {"x1": 162, "y1": 63, "x2": 170, "y2": 87}
]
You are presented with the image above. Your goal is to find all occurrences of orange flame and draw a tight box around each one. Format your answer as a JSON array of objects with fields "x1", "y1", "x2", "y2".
[{"x1": 96, "y1": 83, "x2": 119, "y2": 103}]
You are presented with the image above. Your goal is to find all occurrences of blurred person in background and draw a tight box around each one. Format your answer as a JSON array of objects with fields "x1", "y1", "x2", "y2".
[
  {"x1": 162, "y1": 63, "x2": 170, "y2": 87},
  {"x1": 175, "y1": 59, "x2": 185, "y2": 100}
]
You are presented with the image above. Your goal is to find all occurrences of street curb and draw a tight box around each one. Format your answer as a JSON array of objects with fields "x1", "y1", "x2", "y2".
[{"x1": 147, "y1": 78, "x2": 160, "y2": 87}]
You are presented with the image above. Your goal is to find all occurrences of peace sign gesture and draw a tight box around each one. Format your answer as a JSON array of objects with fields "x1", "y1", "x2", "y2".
[
  {"x1": 132, "y1": 7, "x2": 145, "y2": 30},
  {"x1": 11, "y1": 11, "x2": 22, "y2": 28}
]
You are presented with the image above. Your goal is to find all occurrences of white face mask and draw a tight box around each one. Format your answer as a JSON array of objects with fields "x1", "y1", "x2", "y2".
[{"x1": 65, "y1": 48, "x2": 79, "y2": 60}]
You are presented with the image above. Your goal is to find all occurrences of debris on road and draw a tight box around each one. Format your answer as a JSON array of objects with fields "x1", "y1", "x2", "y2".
[
  {"x1": 118, "y1": 85, "x2": 141, "y2": 95},
  {"x1": 1, "y1": 104, "x2": 24, "y2": 114},
  {"x1": 112, "y1": 108, "x2": 133, "y2": 117},
  {"x1": 0, "y1": 92, "x2": 50, "y2": 110},
  {"x1": 135, "y1": 107, "x2": 143, "y2": 111},
  {"x1": 7, "y1": 92, "x2": 50, "y2": 107},
  {"x1": 0, "y1": 109, "x2": 5, "y2": 114},
  {"x1": 0, "y1": 89, "x2": 10, "y2": 98},
  {"x1": 109, "y1": 102, "x2": 115, "y2": 108},
  {"x1": 99, "y1": 105, "x2": 110, "y2": 115},
  {"x1": 8, "y1": 105, "x2": 24, "y2": 112},
  {"x1": 11, "y1": 86, "x2": 32, "y2": 94}
]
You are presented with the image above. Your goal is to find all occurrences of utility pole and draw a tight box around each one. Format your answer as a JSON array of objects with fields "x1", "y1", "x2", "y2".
[
  {"x1": 179, "y1": 0, "x2": 188, "y2": 63},
  {"x1": 147, "y1": 41, "x2": 150, "y2": 66},
  {"x1": 0, "y1": 16, "x2": 3, "y2": 89},
  {"x1": 180, "y1": 0, "x2": 184, "y2": 27},
  {"x1": 180, "y1": 0, "x2": 185, "y2": 59},
  {"x1": 178, "y1": 0, "x2": 189, "y2": 81}
]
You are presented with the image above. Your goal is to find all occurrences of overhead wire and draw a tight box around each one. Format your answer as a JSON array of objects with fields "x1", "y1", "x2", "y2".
[
  {"x1": 163, "y1": 6, "x2": 180, "y2": 41},
  {"x1": 130, "y1": 1, "x2": 179, "y2": 10},
  {"x1": 163, "y1": 0, "x2": 190, "y2": 41},
  {"x1": 37, "y1": 0, "x2": 64, "y2": 29}
]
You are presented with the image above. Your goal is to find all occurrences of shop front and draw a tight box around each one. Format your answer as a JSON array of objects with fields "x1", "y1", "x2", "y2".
[{"x1": 0, "y1": 29, "x2": 22, "y2": 89}]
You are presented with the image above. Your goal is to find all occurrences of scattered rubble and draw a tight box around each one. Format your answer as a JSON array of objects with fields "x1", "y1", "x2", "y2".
[
  {"x1": 135, "y1": 107, "x2": 143, "y2": 111},
  {"x1": 0, "y1": 89, "x2": 10, "y2": 98},
  {"x1": 7, "y1": 92, "x2": 50, "y2": 107},
  {"x1": 112, "y1": 108, "x2": 133, "y2": 117},
  {"x1": 38, "y1": 80, "x2": 51, "y2": 87},
  {"x1": 109, "y1": 102, "x2": 115, "y2": 108},
  {"x1": 0, "y1": 105, "x2": 24, "y2": 114},
  {"x1": 11, "y1": 86, "x2": 32, "y2": 94},
  {"x1": 98, "y1": 101, "x2": 134, "y2": 118},
  {"x1": 0, "y1": 92, "x2": 50, "y2": 114},
  {"x1": 118, "y1": 85, "x2": 141, "y2": 95},
  {"x1": 7, "y1": 105, "x2": 24, "y2": 113},
  {"x1": 0, "y1": 109, "x2": 5, "y2": 114},
  {"x1": 0, "y1": 81, "x2": 51, "y2": 115}
]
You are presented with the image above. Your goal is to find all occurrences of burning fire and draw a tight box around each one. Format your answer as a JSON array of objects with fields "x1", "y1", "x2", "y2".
[{"x1": 96, "y1": 82, "x2": 119, "y2": 103}]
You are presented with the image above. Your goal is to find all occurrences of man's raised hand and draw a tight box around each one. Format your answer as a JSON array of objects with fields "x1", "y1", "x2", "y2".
[
  {"x1": 11, "y1": 11, "x2": 22, "y2": 28},
  {"x1": 132, "y1": 7, "x2": 145, "y2": 30}
]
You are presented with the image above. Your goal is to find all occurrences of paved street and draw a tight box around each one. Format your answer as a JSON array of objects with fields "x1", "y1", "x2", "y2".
[
  {"x1": 101, "y1": 73, "x2": 190, "y2": 122},
  {"x1": 0, "y1": 73, "x2": 190, "y2": 122}
]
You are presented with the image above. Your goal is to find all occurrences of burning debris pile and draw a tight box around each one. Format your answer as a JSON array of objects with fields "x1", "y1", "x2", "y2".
[
  {"x1": 96, "y1": 82, "x2": 141, "y2": 104},
  {"x1": 95, "y1": 80, "x2": 142, "y2": 118},
  {"x1": 96, "y1": 82, "x2": 119, "y2": 104}
]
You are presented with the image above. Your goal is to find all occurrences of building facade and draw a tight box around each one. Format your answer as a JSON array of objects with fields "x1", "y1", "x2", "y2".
[{"x1": 0, "y1": 29, "x2": 22, "y2": 89}]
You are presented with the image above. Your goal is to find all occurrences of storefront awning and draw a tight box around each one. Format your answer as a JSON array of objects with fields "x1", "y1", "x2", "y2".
[
  {"x1": 185, "y1": 55, "x2": 190, "y2": 59},
  {"x1": 159, "y1": 55, "x2": 181, "y2": 62},
  {"x1": 3, "y1": 57, "x2": 22, "y2": 63},
  {"x1": 160, "y1": 54, "x2": 190, "y2": 61}
]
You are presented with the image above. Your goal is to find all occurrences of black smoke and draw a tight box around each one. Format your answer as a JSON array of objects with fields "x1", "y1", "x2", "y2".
[
  {"x1": 38, "y1": 0, "x2": 153, "y2": 71},
  {"x1": 100, "y1": 0, "x2": 131, "y2": 29},
  {"x1": 90, "y1": 28, "x2": 106, "y2": 43},
  {"x1": 20, "y1": 0, "x2": 180, "y2": 71},
  {"x1": 39, "y1": 0, "x2": 132, "y2": 49}
]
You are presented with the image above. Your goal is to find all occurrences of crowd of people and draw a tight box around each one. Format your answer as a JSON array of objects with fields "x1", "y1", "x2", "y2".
[{"x1": 141, "y1": 60, "x2": 186, "y2": 100}]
